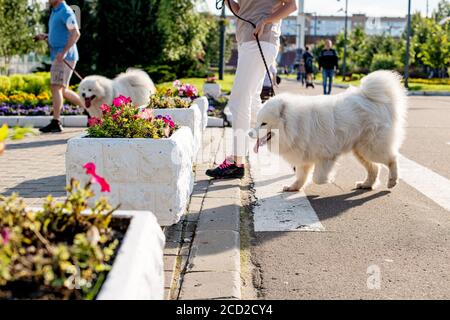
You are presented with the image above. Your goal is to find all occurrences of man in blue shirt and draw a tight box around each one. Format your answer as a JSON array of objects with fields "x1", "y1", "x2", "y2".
[{"x1": 35, "y1": 0, "x2": 83, "y2": 133}]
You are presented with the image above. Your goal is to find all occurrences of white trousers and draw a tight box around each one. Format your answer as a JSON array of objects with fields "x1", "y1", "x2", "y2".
[{"x1": 228, "y1": 41, "x2": 279, "y2": 158}]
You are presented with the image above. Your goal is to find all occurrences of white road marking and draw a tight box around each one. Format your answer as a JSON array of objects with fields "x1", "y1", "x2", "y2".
[
  {"x1": 399, "y1": 155, "x2": 450, "y2": 212},
  {"x1": 250, "y1": 148, "x2": 325, "y2": 232}
]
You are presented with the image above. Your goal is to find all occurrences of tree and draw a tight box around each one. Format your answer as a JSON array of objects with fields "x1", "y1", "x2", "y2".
[
  {"x1": 0, "y1": 0, "x2": 46, "y2": 74},
  {"x1": 156, "y1": 0, "x2": 210, "y2": 77},
  {"x1": 433, "y1": 0, "x2": 450, "y2": 22},
  {"x1": 202, "y1": 13, "x2": 232, "y2": 69},
  {"x1": 96, "y1": 0, "x2": 161, "y2": 77},
  {"x1": 416, "y1": 20, "x2": 450, "y2": 76}
]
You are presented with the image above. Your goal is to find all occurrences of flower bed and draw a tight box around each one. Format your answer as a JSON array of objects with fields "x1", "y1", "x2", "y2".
[
  {"x1": 67, "y1": 98, "x2": 195, "y2": 226},
  {"x1": 0, "y1": 175, "x2": 165, "y2": 300},
  {"x1": 149, "y1": 82, "x2": 206, "y2": 157},
  {"x1": 0, "y1": 104, "x2": 83, "y2": 116}
]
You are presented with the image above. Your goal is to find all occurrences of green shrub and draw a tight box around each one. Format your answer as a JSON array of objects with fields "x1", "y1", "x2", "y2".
[
  {"x1": 0, "y1": 76, "x2": 11, "y2": 94},
  {"x1": 0, "y1": 73, "x2": 51, "y2": 95},
  {"x1": 22, "y1": 74, "x2": 50, "y2": 95},
  {"x1": 144, "y1": 65, "x2": 177, "y2": 84},
  {"x1": 370, "y1": 54, "x2": 400, "y2": 72},
  {"x1": 9, "y1": 75, "x2": 26, "y2": 93}
]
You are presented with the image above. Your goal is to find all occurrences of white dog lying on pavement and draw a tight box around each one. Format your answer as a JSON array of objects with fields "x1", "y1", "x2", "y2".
[
  {"x1": 250, "y1": 70, "x2": 408, "y2": 192},
  {"x1": 79, "y1": 69, "x2": 156, "y2": 118}
]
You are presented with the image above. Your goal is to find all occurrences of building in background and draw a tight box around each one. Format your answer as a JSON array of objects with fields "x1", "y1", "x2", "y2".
[{"x1": 223, "y1": 8, "x2": 406, "y2": 71}]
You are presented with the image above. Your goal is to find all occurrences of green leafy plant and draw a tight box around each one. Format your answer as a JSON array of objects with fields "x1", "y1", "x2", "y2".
[
  {"x1": 87, "y1": 96, "x2": 178, "y2": 139},
  {"x1": 148, "y1": 91, "x2": 191, "y2": 109},
  {"x1": 0, "y1": 124, "x2": 36, "y2": 155},
  {"x1": 0, "y1": 167, "x2": 121, "y2": 300}
]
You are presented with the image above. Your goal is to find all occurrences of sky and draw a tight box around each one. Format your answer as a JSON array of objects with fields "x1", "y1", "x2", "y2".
[{"x1": 204, "y1": 0, "x2": 441, "y2": 17}]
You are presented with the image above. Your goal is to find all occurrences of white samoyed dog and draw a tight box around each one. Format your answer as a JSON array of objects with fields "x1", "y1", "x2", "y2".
[
  {"x1": 79, "y1": 69, "x2": 156, "y2": 118},
  {"x1": 250, "y1": 70, "x2": 408, "y2": 192}
]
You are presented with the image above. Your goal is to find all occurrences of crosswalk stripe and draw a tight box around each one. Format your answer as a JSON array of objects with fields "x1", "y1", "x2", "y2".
[
  {"x1": 399, "y1": 155, "x2": 450, "y2": 212},
  {"x1": 250, "y1": 150, "x2": 325, "y2": 232}
]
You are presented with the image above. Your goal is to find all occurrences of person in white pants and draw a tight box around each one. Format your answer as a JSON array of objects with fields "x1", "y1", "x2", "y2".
[{"x1": 206, "y1": 0, "x2": 297, "y2": 179}]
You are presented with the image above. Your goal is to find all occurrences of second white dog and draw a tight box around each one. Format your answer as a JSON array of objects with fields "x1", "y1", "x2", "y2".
[
  {"x1": 79, "y1": 69, "x2": 156, "y2": 118},
  {"x1": 250, "y1": 70, "x2": 408, "y2": 192}
]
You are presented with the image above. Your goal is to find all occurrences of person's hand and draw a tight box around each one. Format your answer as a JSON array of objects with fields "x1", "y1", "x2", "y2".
[
  {"x1": 253, "y1": 19, "x2": 267, "y2": 39},
  {"x1": 56, "y1": 52, "x2": 67, "y2": 62},
  {"x1": 34, "y1": 33, "x2": 48, "y2": 41}
]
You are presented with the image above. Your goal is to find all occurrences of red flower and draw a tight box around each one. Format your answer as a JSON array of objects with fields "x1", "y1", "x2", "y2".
[
  {"x1": 83, "y1": 162, "x2": 111, "y2": 193},
  {"x1": 101, "y1": 104, "x2": 111, "y2": 114},
  {"x1": 88, "y1": 117, "x2": 102, "y2": 127}
]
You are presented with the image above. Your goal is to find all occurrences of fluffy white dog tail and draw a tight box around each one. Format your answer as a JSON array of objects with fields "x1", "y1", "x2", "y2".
[
  {"x1": 114, "y1": 69, "x2": 156, "y2": 106},
  {"x1": 359, "y1": 70, "x2": 408, "y2": 121}
]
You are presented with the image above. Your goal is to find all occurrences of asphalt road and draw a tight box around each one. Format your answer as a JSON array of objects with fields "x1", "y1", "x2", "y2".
[{"x1": 248, "y1": 79, "x2": 450, "y2": 299}]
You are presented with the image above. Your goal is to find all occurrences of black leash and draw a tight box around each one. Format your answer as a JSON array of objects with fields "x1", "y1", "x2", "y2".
[
  {"x1": 216, "y1": 0, "x2": 276, "y2": 97},
  {"x1": 63, "y1": 59, "x2": 84, "y2": 81}
]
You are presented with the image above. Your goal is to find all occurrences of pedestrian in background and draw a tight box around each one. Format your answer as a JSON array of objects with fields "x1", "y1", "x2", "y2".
[
  {"x1": 319, "y1": 39, "x2": 339, "y2": 95},
  {"x1": 303, "y1": 46, "x2": 314, "y2": 89},
  {"x1": 297, "y1": 59, "x2": 306, "y2": 86}
]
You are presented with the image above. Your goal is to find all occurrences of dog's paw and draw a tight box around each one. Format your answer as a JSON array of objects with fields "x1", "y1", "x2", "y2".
[
  {"x1": 283, "y1": 186, "x2": 299, "y2": 192},
  {"x1": 387, "y1": 178, "x2": 398, "y2": 189},
  {"x1": 355, "y1": 181, "x2": 374, "y2": 190}
]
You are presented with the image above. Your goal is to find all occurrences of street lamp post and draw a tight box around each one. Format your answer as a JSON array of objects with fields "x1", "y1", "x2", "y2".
[
  {"x1": 218, "y1": 5, "x2": 226, "y2": 80},
  {"x1": 338, "y1": 0, "x2": 349, "y2": 80},
  {"x1": 404, "y1": 0, "x2": 412, "y2": 89}
]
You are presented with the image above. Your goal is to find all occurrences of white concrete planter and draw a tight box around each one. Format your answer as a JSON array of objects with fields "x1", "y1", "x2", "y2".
[
  {"x1": 65, "y1": 126, "x2": 195, "y2": 226},
  {"x1": 207, "y1": 116, "x2": 224, "y2": 127},
  {"x1": 0, "y1": 115, "x2": 87, "y2": 128},
  {"x1": 193, "y1": 97, "x2": 209, "y2": 130},
  {"x1": 153, "y1": 104, "x2": 202, "y2": 159},
  {"x1": 97, "y1": 211, "x2": 165, "y2": 300},
  {"x1": 203, "y1": 83, "x2": 222, "y2": 100}
]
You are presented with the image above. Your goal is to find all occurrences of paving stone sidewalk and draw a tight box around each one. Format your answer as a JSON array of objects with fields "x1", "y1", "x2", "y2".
[{"x1": 0, "y1": 126, "x2": 243, "y2": 300}]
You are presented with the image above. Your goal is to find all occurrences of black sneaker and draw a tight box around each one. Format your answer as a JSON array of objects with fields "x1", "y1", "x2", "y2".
[
  {"x1": 39, "y1": 119, "x2": 63, "y2": 133},
  {"x1": 205, "y1": 159, "x2": 245, "y2": 179}
]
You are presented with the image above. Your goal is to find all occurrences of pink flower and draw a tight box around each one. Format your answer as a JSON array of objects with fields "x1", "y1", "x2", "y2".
[
  {"x1": 83, "y1": 162, "x2": 111, "y2": 193},
  {"x1": 178, "y1": 85, "x2": 186, "y2": 97},
  {"x1": 173, "y1": 80, "x2": 181, "y2": 88},
  {"x1": 88, "y1": 117, "x2": 102, "y2": 127},
  {"x1": 101, "y1": 104, "x2": 111, "y2": 114},
  {"x1": 0, "y1": 228, "x2": 10, "y2": 245},
  {"x1": 138, "y1": 109, "x2": 154, "y2": 121},
  {"x1": 113, "y1": 95, "x2": 132, "y2": 107}
]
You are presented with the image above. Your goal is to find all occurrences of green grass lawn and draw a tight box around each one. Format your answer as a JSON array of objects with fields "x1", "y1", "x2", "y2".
[
  {"x1": 281, "y1": 74, "x2": 450, "y2": 92},
  {"x1": 157, "y1": 73, "x2": 235, "y2": 96}
]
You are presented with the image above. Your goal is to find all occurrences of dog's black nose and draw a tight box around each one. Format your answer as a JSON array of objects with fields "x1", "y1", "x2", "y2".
[
  {"x1": 248, "y1": 128, "x2": 257, "y2": 138},
  {"x1": 81, "y1": 93, "x2": 86, "y2": 98}
]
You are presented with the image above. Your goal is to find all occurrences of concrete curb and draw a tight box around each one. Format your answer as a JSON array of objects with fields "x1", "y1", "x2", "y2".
[
  {"x1": 0, "y1": 115, "x2": 87, "y2": 128},
  {"x1": 175, "y1": 128, "x2": 242, "y2": 300}
]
